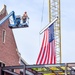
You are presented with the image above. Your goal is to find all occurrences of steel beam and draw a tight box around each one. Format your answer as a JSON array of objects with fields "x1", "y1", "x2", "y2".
[
  {"x1": 3, "y1": 70, "x2": 19, "y2": 75},
  {"x1": 0, "y1": 67, "x2": 1, "y2": 75},
  {"x1": 2, "y1": 65, "x2": 24, "y2": 70},
  {"x1": 68, "y1": 63, "x2": 75, "y2": 67},
  {"x1": 56, "y1": 67, "x2": 64, "y2": 72},
  {"x1": 26, "y1": 63, "x2": 65, "y2": 68},
  {"x1": 23, "y1": 65, "x2": 26, "y2": 75}
]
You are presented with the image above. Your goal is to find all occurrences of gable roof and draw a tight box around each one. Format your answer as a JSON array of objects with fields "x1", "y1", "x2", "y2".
[{"x1": 0, "y1": 5, "x2": 7, "y2": 15}]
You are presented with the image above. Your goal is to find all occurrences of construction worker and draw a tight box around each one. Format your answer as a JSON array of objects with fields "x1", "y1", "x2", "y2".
[
  {"x1": 22, "y1": 12, "x2": 29, "y2": 23},
  {"x1": 16, "y1": 15, "x2": 21, "y2": 26}
]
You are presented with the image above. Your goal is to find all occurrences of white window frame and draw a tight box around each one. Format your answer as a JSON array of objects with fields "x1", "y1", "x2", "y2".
[{"x1": 2, "y1": 29, "x2": 6, "y2": 43}]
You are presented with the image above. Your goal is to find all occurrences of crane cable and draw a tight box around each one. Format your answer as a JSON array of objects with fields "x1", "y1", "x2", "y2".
[
  {"x1": 39, "y1": 0, "x2": 45, "y2": 48},
  {"x1": 41, "y1": 0, "x2": 45, "y2": 26}
]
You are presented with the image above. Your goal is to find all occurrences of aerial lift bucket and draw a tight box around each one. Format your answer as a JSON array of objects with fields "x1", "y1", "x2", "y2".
[{"x1": 9, "y1": 15, "x2": 29, "y2": 29}]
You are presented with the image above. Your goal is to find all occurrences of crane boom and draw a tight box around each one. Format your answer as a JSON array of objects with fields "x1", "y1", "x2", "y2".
[
  {"x1": 0, "y1": 11, "x2": 15, "y2": 25},
  {"x1": 0, "y1": 11, "x2": 29, "y2": 29}
]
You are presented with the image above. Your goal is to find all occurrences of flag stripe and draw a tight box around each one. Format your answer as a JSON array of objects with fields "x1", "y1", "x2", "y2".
[
  {"x1": 36, "y1": 23, "x2": 56, "y2": 64},
  {"x1": 43, "y1": 29, "x2": 48, "y2": 64},
  {"x1": 39, "y1": 29, "x2": 48, "y2": 64},
  {"x1": 36, "y1": 32, "x2": 45, "y2": 64}
]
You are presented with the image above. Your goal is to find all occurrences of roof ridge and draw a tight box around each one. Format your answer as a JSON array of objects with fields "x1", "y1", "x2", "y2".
[{"x1": 0, "y1": 5, "x2": 6, "y2": 15}]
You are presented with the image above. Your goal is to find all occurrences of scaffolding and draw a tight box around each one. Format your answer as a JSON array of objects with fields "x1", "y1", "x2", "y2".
[{"x1": 1, "y1": 62, "x2": 75, "y2": 75}]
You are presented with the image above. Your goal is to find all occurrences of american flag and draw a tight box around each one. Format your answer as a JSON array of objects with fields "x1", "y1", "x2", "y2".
[{"x1": 36, "y1": 23, "x2": 56, "y2": 64}]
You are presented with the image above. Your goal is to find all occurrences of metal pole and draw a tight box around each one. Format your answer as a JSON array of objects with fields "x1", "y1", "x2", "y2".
[
  {"x1": 23, "y1": 65, "x2": 26, "y2": 75},
  {"x1": 0, "y1": 62, "x2": 5, "y2": 75},
  {"x1": 0, "y1": 67, "x2": 1, "y2": 75},
  {"x1": 40, "y1": 17, "x2": 58, "y2": 34},
  {"x1": 65, "y1": 63, "x2": 67, "y2": 75}
]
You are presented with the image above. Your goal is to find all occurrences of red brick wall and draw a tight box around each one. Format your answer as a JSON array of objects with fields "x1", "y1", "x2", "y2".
[{"x1": 0, "y1": 7, "x2": 20, "y2": 66}]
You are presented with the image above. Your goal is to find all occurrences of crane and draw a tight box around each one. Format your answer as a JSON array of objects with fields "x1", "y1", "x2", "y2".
[
  {"x1": 0, "y1": 11, "x2": 29, "y2": 29},
  {"x1": 48, "y1": 0, "x2": 61, "y2": 63}
]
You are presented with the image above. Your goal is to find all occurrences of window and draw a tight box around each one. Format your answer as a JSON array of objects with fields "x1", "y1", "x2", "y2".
[{"x1": 2, "y1": 29, "x2": 6, "y2": 43}]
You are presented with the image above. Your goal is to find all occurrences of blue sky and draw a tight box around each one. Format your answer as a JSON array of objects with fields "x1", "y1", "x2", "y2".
[{"x1": 0, "y1": 0, "x2": 75, "y2": 64}]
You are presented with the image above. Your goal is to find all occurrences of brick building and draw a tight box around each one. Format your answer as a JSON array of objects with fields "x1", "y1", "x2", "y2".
[
  {"x1": 0, "y1": 5, "x2": 43, "y2": 75},
  {"x1": 0, "y1": 5, "x2": 21, "y2": 75},
  {"x1": 0, "y1": 5, "x2": 20, "y2": 67}
]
